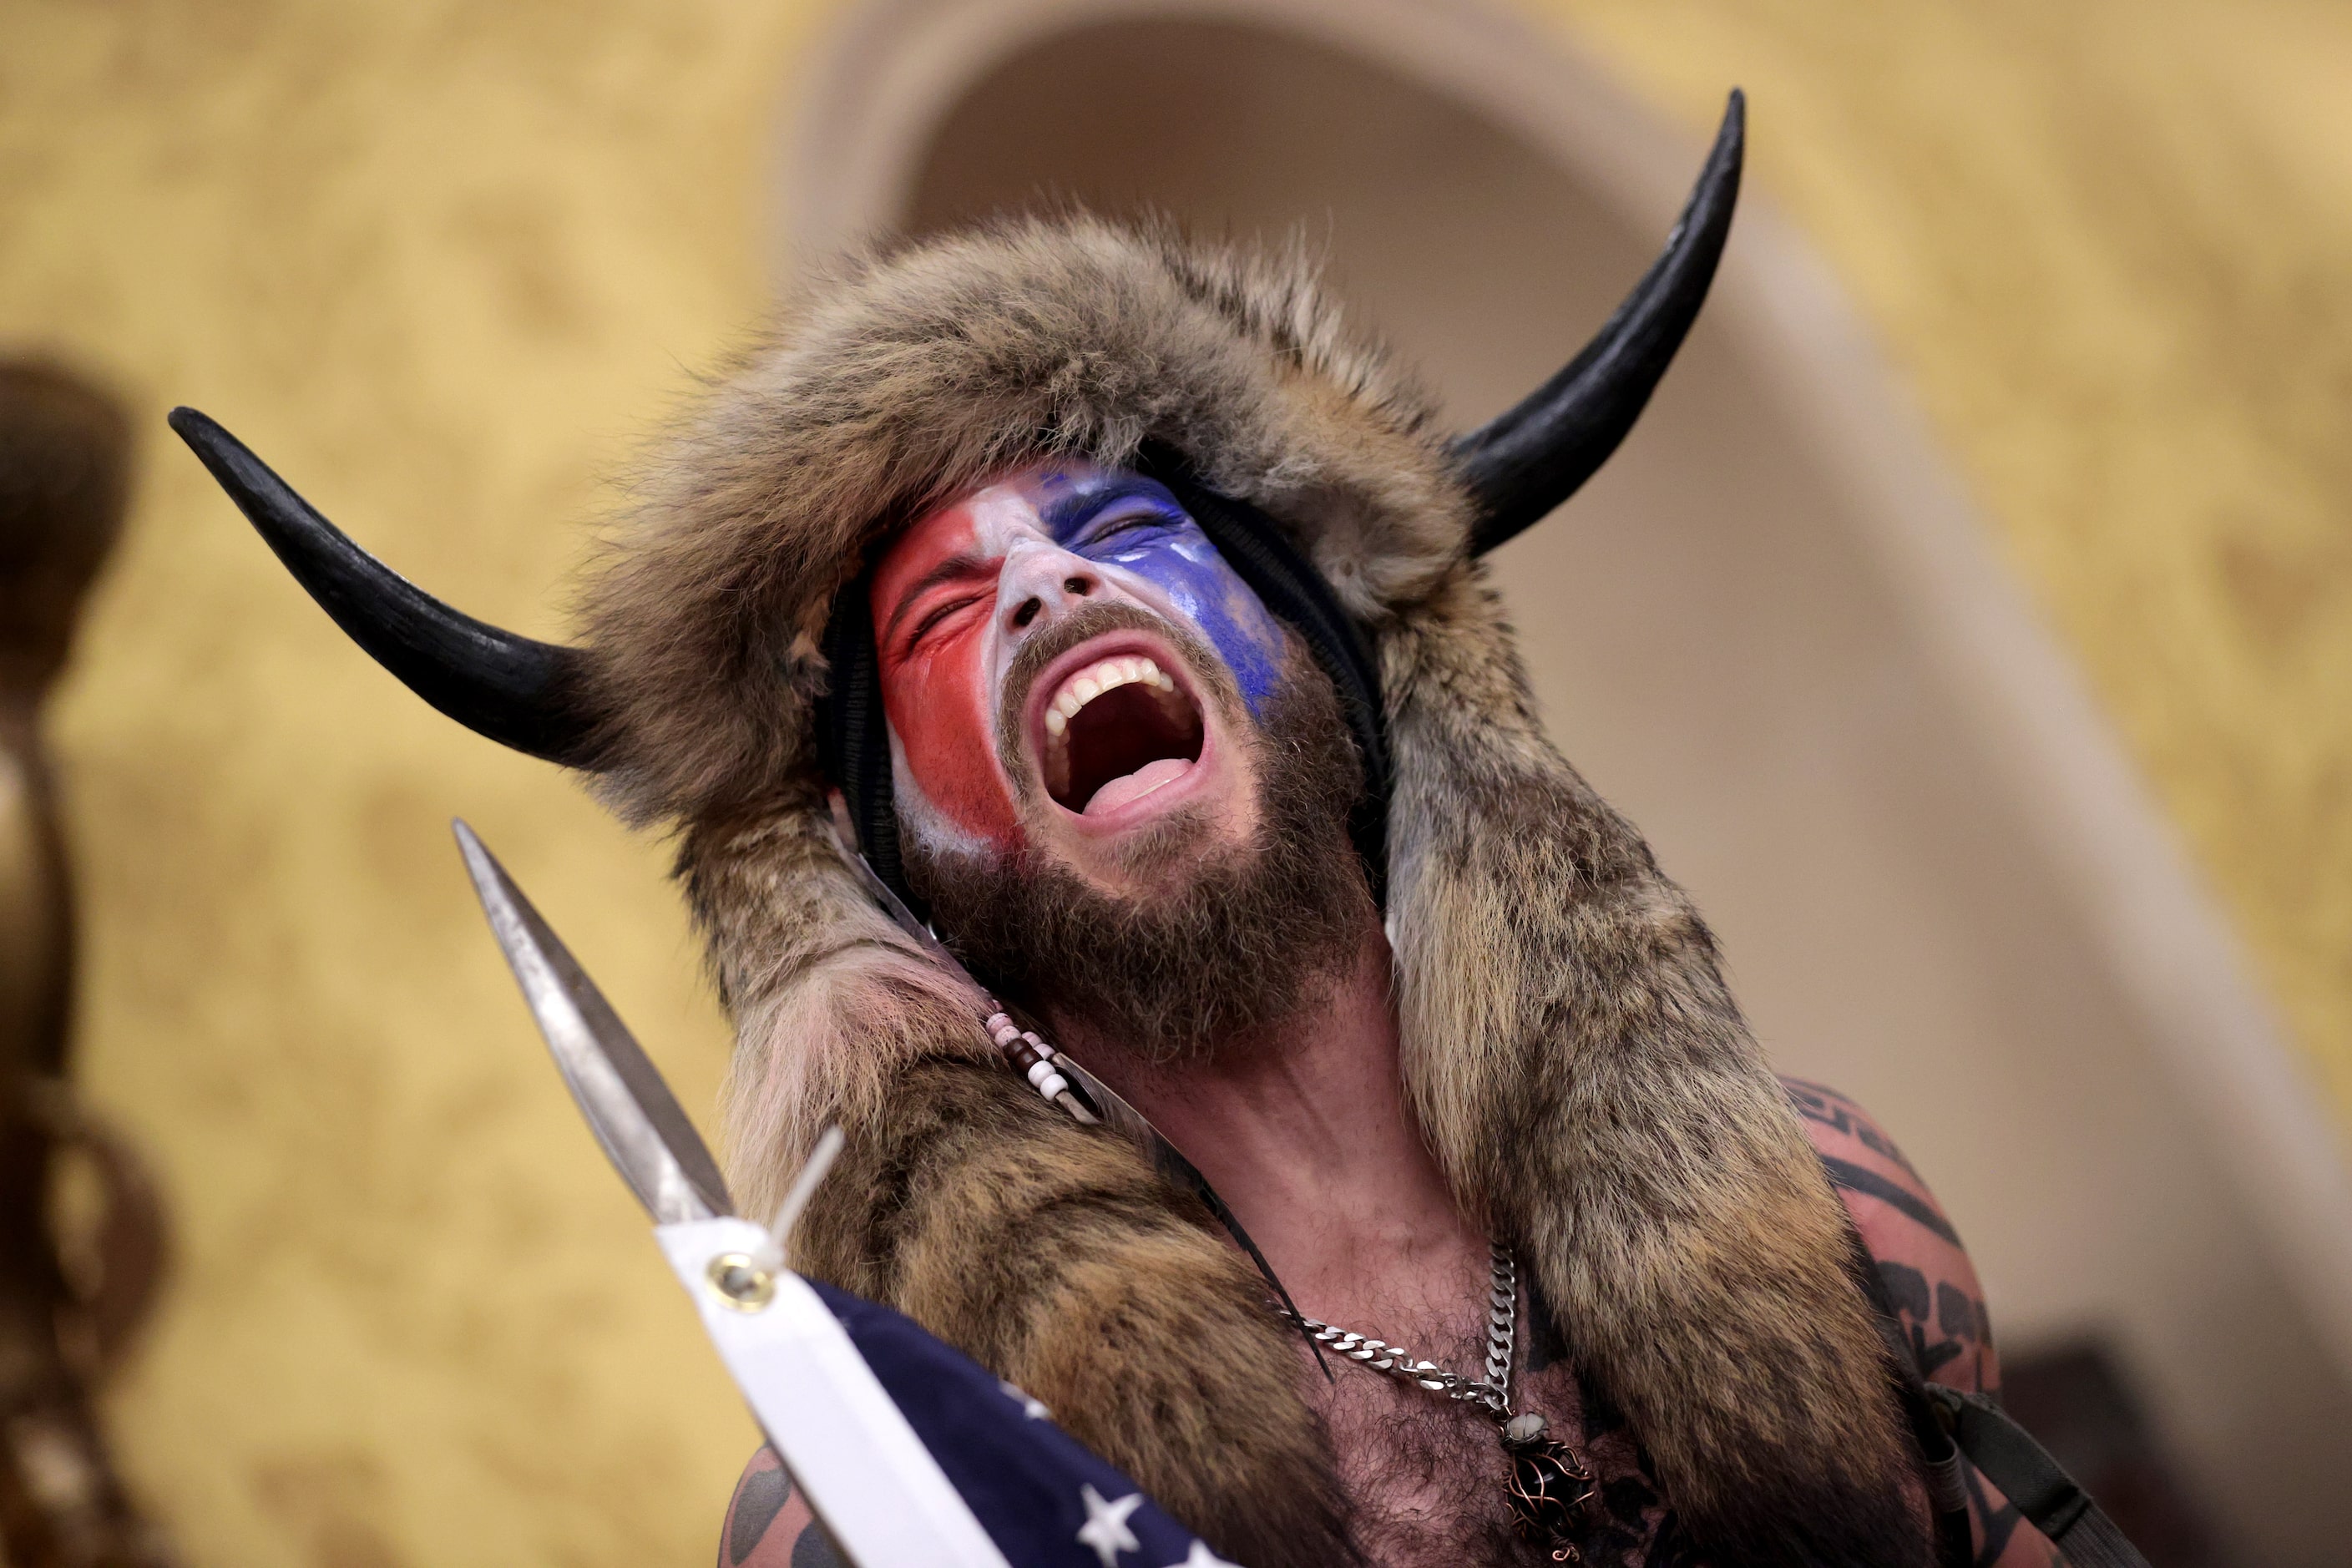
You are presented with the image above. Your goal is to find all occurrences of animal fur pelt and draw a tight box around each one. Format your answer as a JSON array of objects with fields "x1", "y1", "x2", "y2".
[{"x1": 580, "y1": 215, "x2": 1930, "y2": 1566}]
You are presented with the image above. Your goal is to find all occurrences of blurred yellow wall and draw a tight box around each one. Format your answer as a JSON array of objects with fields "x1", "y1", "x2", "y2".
[
  {"x1": 1, "y1": 2, "x2": 2346, "y2": 1565},
  {"x1": 1546, "y1": 0, "x2": 2352, "y2": 1136},
  {"x1": 2, "y1": 4, "x2": 825, "y2": 1563}
]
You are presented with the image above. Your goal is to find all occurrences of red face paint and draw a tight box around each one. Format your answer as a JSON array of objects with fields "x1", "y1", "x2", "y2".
[{"x1": 869, "y1": 489, "x2": 1025, "y2": 848}]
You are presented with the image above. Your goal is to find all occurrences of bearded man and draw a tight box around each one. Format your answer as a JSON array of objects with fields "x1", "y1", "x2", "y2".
[{"x1": 176, "y1": 95, "x2": 2078, "y2": 1568}]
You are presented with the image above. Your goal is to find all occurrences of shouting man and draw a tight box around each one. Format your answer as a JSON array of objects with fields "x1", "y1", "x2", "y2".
[{"x1": 180, "y1": 95, "x2": 2064, "y2": 1568}]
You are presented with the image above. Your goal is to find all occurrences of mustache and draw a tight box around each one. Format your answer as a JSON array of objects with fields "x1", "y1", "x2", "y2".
[
  {"x1": 993, "y1": 602, "x2": 1242, "y2": 781},
  {"x1": 916, "y1": 654, "x2": 1373, "y2": 1062}
]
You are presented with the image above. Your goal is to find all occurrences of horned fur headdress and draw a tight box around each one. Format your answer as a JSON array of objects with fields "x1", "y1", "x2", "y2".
[{"x1": 175, "y1": 94, "x2": 1934, "y2": 1568}]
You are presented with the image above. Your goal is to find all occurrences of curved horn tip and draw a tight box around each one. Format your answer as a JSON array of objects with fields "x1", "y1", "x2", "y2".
[
  {"x1": 1454, "y1": 86, "x2": 1749, "y2": 556},
  {"x1": 167, "y1": 406, "x2": 260, "y2": 483},
  {"x1": 163, "y1": 404, "x2": 605, "y2": 771},
  {"x1": 1712, "y1": 88, "x2": 1746, "y2": 171},
  {"x1": 167, "y1": 404, "x2": 238, "y2": 458}
]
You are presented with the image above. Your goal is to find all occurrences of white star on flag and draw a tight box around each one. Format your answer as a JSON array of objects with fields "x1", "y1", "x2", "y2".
[
  {"x1": 1076, "y1": 1484, "x2": 1144, "y2": 1566},
  {"x1": 999, "y1": 1378, "x2": 1051, "y2": 1420},
  {"x1": 1164, "y1": 1541, "x2": 1241, "y2": 1568}
]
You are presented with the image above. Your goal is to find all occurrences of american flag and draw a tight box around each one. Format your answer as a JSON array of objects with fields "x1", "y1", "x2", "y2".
[
  {"x1": 659, "y1": 1216, "x2": 1237, "y2": 1568},
  {"x1": 804, "y1": 1278, "x2": 1234, "y2": 1568}
]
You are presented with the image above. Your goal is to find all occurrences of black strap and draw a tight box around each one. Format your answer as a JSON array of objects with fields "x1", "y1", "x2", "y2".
[
  {"x1": 1846, "y1": 1208, "x2": 2153, "y2": 1568},
  {"x1": 1137, "y1": 445, "x2": 1391, "y2": 905},
  {"x1": 817, "y1": 569, "x2": 921, "y2": 917},
  {"x1": 1850, "y1": 1233, "x2": 1975, "y2": 1568},
  {"x1": 1920, "y1": 1385, "x2": 2153, "y2": 1568}
]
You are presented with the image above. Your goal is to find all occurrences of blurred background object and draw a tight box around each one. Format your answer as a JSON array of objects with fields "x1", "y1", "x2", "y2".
[
  {"x1": 0, "y1": 362, "x2": 176, "y2": 1567},
  {"x1": 3, "y1": 0, "x2": 2349, "y2": 1565}
]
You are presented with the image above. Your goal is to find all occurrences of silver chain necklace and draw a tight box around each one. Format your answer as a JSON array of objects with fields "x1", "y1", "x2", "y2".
[
  {"x1": 1277, "y1": 1242, "x2": 1523, "y2": 1415},
  {"x1": 1275, "y1": 1243, "x2": 1601, "y2": 1564}
]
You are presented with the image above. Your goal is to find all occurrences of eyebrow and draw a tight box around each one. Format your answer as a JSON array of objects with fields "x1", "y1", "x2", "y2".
[
  {"x1": 880, "y1": 479, "x2": 1188, "y2": 645},
  {"x1": 1039, "y1": 478, "x2": 1184, "y2": 541},
  {"x1": 881, "y1": 551, "x2": 997, "y2": 646}
]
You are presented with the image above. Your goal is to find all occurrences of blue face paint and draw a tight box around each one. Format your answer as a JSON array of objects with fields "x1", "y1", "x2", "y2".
[{"x1": 1035, "y1": 472, "x2": 1287, "y2": 716}]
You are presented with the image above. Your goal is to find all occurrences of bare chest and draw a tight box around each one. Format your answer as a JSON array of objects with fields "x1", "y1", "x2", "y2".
[{"x1": 1300, "y1": 1306, "x2": 1694, "y2": 1568}]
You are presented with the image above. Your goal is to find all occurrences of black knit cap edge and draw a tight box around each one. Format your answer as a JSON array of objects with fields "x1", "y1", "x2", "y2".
[{"x1": 1133, "y1": 443, "x2": 1390, "y2": 907}]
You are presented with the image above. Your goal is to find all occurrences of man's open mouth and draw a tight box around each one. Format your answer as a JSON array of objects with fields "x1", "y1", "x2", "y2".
[{"x1": 1039, "y1": 653, "x2": 1206, "y2": 816}]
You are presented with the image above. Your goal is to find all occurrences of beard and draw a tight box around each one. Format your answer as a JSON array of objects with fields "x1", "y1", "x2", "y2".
[{"x1": 903, "y1": 605, "x2": 1373, "y2": 1063}]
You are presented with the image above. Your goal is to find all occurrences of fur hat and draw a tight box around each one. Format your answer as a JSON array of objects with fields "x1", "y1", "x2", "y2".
[{"x1": 174, "y1": 95, "x2": 1934, "y2": 1567}]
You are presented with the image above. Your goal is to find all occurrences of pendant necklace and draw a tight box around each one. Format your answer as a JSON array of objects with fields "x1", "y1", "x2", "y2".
[{"x1": 1276, "y1": 1244, "x2": 1599, "y2": 1563}]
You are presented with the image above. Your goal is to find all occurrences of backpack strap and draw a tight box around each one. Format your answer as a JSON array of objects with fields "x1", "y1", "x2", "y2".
[
  {"x1": 1917, "y1": 1383, "x2": 2153, "y2": 1568},
  {"x1": 1839, "y1": 1172, "x2": 2154, "y2": 1568}
]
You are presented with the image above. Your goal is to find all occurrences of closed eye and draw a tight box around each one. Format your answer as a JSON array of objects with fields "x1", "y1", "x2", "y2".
[
  {"x1": 1080, "y1": 508, "x2": 1175, "y2": 552},
  {"x1": 906, "y1": 594, "x2": 983, "y2": 651}
]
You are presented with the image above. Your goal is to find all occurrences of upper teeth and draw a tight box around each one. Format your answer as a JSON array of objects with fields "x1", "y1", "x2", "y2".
[{"x1": 1044, "y1": 655, "x2": 1176, "y2": 736}]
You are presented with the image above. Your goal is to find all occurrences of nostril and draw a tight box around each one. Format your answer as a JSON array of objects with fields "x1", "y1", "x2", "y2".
[
  {"x1": 1012, "y1": 597, "x2": 1041, "y2": 629},
  {"x1": 1065, "y1": 576, "x2": 1092, "y2": 596}
]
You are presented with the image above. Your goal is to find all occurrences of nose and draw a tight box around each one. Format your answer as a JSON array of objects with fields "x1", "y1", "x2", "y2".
[{"x1": 999, "y1": 541, "x2": 1101, "y2": 637}]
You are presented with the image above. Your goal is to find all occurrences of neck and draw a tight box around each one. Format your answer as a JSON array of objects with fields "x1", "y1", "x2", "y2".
[{"x1": 1048, "y1": 922, "x2": 1487, "y2": 1333}]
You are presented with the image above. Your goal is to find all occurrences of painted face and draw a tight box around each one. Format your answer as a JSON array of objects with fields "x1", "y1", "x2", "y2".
[{"x1": 869, "y1": 462, "x2": 1288, "y2": 853}]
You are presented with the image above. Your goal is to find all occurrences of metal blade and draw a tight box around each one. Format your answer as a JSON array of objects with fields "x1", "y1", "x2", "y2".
[{"x1": 454, "y1": 820, "x2": 732, "y2": 1224}]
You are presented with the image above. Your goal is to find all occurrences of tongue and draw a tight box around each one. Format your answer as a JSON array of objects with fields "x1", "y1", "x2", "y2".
[{"x1": 1083, "y1": 756, "x2": 1193, "y2": 817}]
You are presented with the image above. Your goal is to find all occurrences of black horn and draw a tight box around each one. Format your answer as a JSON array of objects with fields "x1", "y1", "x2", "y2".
[
  {"x1": 1453, "y1": 89, "x2": 1745, "y2": 555},
  {"x1": 169, "y1": 407, "x2": 601, "y2": 767}
]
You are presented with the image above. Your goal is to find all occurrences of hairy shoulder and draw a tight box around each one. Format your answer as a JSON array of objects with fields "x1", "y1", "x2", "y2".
[{"x1": 1782, "y1": 1077, "x2": 1999, "y2": 1394}]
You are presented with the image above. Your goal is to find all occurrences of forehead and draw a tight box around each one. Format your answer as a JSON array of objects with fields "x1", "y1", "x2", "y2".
[
  {"x1": 873, "y1": 462, "x2": 1122, "y2": 600},
  {"x1": 888, "y1": 463, "x2": 1077, "y2": 561}
]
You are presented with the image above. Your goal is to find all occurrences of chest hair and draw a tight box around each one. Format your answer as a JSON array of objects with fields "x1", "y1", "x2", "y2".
[{"x1": 1302, "y1": 1316, "x2": 1691, "y2": 1567}]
